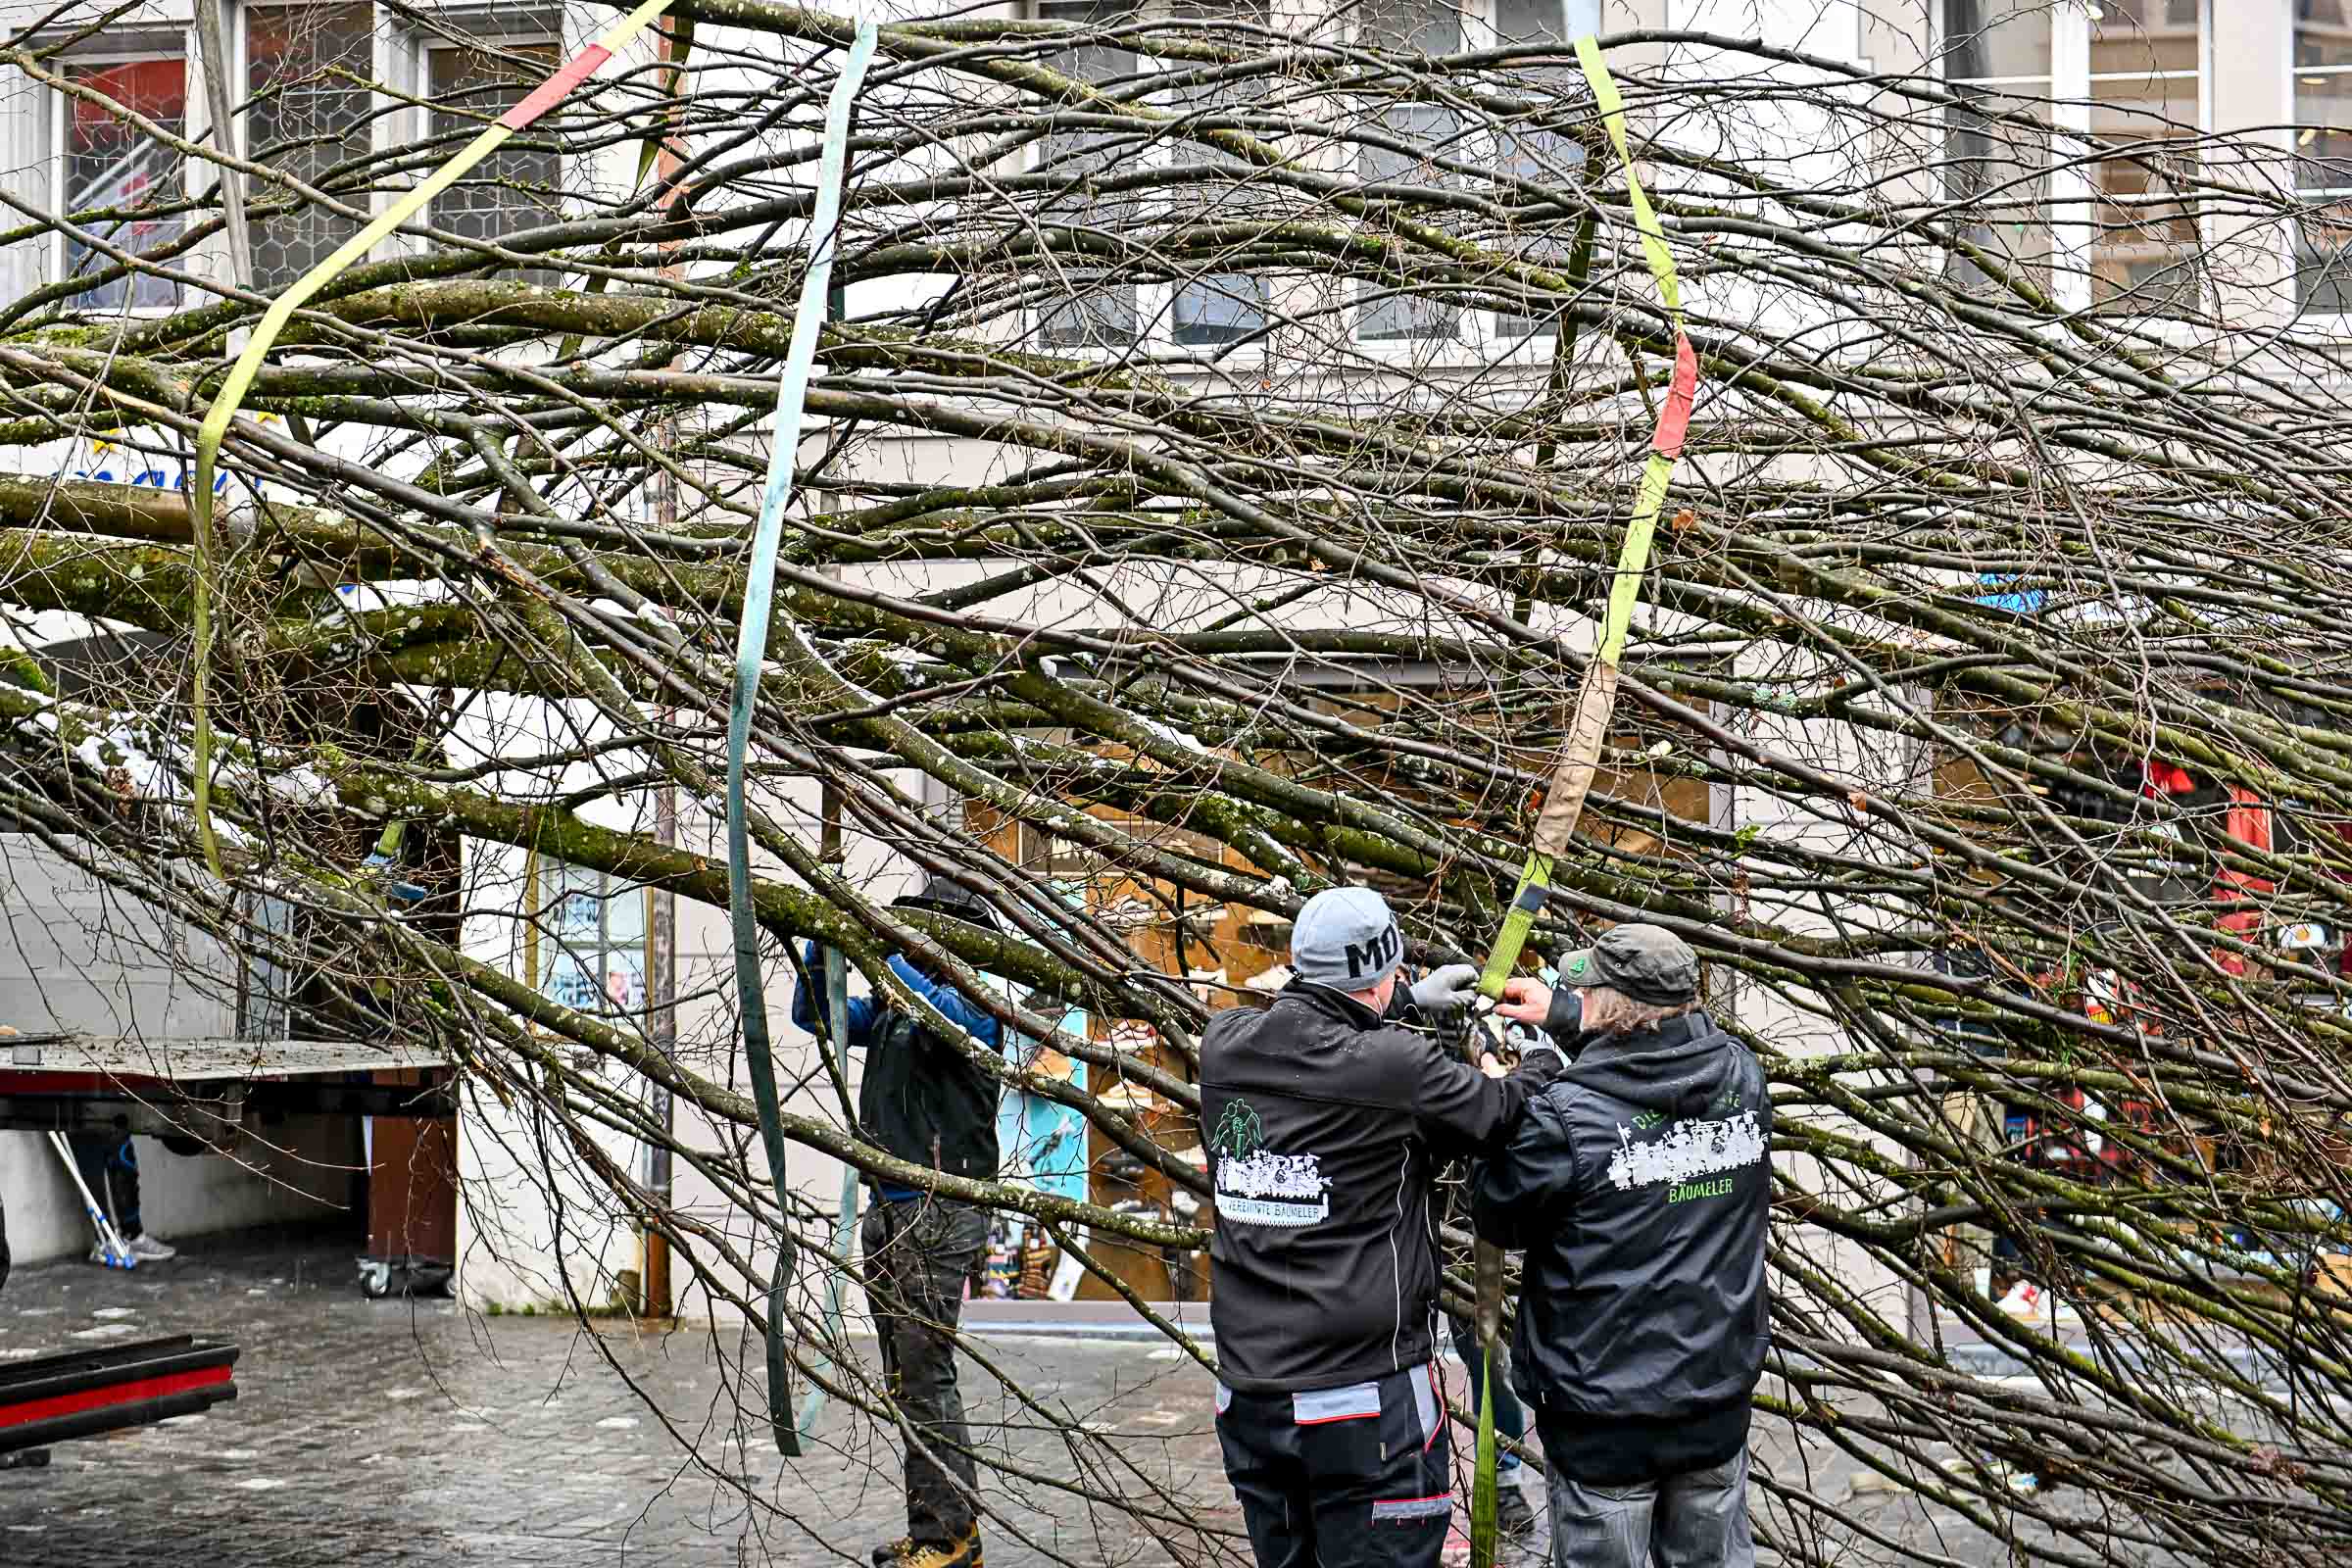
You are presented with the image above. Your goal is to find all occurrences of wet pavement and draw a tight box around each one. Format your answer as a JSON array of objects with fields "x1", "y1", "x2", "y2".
[
  {"x1": 0, "y1": 1227, "x2": 2149, "y2": 1566},
  {"x1": 0, "y1": 1227, "x2": 1244, "y2": 1566}
]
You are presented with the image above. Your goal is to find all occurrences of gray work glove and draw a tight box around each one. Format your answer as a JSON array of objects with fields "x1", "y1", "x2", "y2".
[
  {"x1": 1408, "y1": 962, "x2": 1481, "y2": 1015},
  {"x1": 1504, "y1": 1017, "x2": 1568, "y2": 1072}
]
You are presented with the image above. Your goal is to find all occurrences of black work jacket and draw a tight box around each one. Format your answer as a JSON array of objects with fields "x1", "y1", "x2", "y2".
[
  {"x1": 1201, "y1": 981, "x2": 1552, "y2": 1393},
  {"x1": 1473, "y1": 1011, "x2": 1771, "y2": 1424}
]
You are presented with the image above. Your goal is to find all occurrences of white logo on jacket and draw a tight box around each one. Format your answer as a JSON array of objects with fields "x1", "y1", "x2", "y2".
[
  {"x1": 1215, "y1": 1150, "x2": 1331, "y2": 1226},
  {"x1": 1607, "y1": 1109, "x2": 1765, "y2": 1192}
]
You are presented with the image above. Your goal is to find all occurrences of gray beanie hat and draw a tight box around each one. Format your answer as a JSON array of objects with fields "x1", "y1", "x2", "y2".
[{"x1": 1291, "y1": 887, "x2": 1404, "y2": 991}]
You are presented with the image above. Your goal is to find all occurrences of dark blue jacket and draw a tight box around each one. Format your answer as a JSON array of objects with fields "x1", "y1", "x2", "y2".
[{"x1": 792, "y1": 942, "x2": 1004, "y2": 1185}]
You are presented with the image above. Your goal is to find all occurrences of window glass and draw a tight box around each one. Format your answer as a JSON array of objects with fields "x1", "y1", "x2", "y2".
[
  {"x1": 1357, "y1": 0, "x2": 1462, "y2": 342},
  {"x1": 1940, "y1": 2, "x2": 2205, "y2": 314},
  {"x1": 2086, "y1": 0, "x2": 2203, "y2": 316},
  {"x1": 1167, "y1": 0, "x2": 1269, "y2": 347},
  {"x1": 2298, "y1": 0, "x2": 2352, "y2": 308},
  {"x1": 537, "y1": 863, "x2": 648, "y2": 1017},
  {"x1": 1941, "y1": 1, "x2": 2055, "y2": 296},
  {"x1": 247, "y1": 2, "x2": 374, "y2": 291},
  {"x1": 428, "y1": 40, "x2": 562, "y2": 247},
  {"x1": 62, "y1": 57, "x2": 187, "y2": 311},
  {"x1": 1491, "y1": 0, "x2": 1587, "y2": 337},
  {"x1": 1038, "y1": 0, "x2": 1142, "y2": 349}
]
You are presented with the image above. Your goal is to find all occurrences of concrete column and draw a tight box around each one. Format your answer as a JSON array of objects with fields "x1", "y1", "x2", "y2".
[{"x1": 2206, "y1": 0, "x2": 2296, "y2": 326}]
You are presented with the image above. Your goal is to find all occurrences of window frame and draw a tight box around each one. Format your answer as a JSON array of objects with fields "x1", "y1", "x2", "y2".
[
  {"x1": 523, "y1": 854, "x2": 656, "y2": 1029},
  {"x1": 1346, "y1": 0, "x2": 1593, "y2": 366},
  {"x1": 1477, "y1": 0, "x2": 1592, "y2": 353},
  {"x1": 1023, "y1": 0, "x2": 1277, "y2": 367},
  {"x1": 49, "y1": 36, "x2": 197, "y2": 318},
  {"x1": 1160, "y1": 0, "x2": 1277, "y2": 356},
  {"x1": 1935, "y1": 0, "x2": 2213, "y2": 324},
  {"x1": 414, "y1": 22, "x2": 568, "y2": 268},
  {"x1": 1028, "y1": 0, "x2": 1152, "y2": 359},
  {"x1": 1347, "y1": 0, "x2": 1478, "y2": 362},
  {"x1": 238, "y1": 0, "x2": 385, "y2": 294},
  {"x1": 1010, "y1": 0, "x2": 1588, "y2": 368},
  {"x1": 27, "y1": 4, "x2": 575, "y2": 307}
]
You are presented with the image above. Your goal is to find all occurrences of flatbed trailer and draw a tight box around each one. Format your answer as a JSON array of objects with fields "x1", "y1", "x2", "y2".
[
  {"x1": 1, "y1": 1033, "x2": 460, "y2": 1286},
  {"x1": 0, "y1": 1033, "x2": 454, "y2": 1139},
  {"x1": 0, "y1": 1336, "x2": 240, "y2": 1456}
]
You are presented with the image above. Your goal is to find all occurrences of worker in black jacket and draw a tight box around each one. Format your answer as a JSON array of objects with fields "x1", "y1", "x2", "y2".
[
  {"x1": 1475, "y1": 923, "x2": 1772, "y2": 1568},
  {"x1": 1202, "y1": 886, "x2": 1557, "y2": 1568},
  {"x1": 792, "y1": 875, "x2": 1003, "y2": 1568}
]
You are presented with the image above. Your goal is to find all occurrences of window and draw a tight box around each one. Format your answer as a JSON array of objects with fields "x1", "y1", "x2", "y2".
[
  {"x1": 2296, "y1": 0, "x2": 2352, "y2": 308},
  {"x1": 1941, "y1": 2, "x2": 2055, "y2": 296},
  {"x1": 1167, "y1": 0, "x2": 1268, "y2": 347},
  {"x1": 1356, "y1": 0, "x2": 1462, "y2": 342},
  {"x1": 246, "y1": 3, "x2": 375, "y2": 291},
  {"x1": 1939, "y1": 1, "x2": 2205, "y2": 315},
  {"x1": 1016, "y1": 817, "x2": 1098, "y2": 877},
  {"x1": 426, "y1": 37, "x2": 563, "y2": 250},
  {"x1": 58, "y1": 56, "x2": 187, "y2": 311},
  {"x1": 1028, "y1": 0, "x2": 1273, "y2": 354},
  {"x1": 532, "y1": 861, "x2": 649, "y2": 1019},
  {"x1": 30, "y1": 9, "x2": 567, "y2": 304},
  {"x1": 1038, "y1": 0, "x2": 1142, "y2": 350},
  {"x1": 1490, "y1": 0, "x2": 1588, "y2": 338},
  {"x1": 2084, "y1": 1, "x2": 2203, "y2": 314}
]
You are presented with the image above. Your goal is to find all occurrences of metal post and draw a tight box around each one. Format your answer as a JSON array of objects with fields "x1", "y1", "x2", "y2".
[
  {"x1": 191, "y1": 0, "x2": 254, "y2": 291},
  {"x1": 799, "y1": 782, "x2": 861, "y2": 1437},
  {"x1": 645, "y1": 764, "x2": 677, "y2": 1318},
  {"x1": 639, "y1": 13, "x2": 693, "y2": 1324}
]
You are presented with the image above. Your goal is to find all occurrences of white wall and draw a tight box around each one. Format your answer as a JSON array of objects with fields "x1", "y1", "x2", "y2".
[
  {"x1": 1721, "y1": 645, "x2": 1932, "y2": 1335},
  {"x1": 441, "y1": 700, "x2": 887, "y2": 1321},
  {"x1": 1, "y1": 1121, "x2": 359, "y2": 1265},
  {"x1": 0, "y1": 830, "x2": 237, "y2": 1037},
  {"x1": 0, "y1": 832, "x2": 361, "y2": 1264}
]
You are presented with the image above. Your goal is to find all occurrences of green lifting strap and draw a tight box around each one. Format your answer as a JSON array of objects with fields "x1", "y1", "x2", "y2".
[{"x1": 1466, "y1": 31, "x2": 1700, "y2": 1568}]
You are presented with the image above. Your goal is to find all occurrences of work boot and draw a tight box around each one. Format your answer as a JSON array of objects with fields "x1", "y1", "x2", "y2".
[
  {"x1": 871, "y1": 1539, "x2": 912, "y2": 1568},
  {"x1": 884, "y1": 1530, "x2": 983, "y2": 1568},
  {"x1": 1495, "y1": 1478, "x2": 1540, "y2": 1541}
]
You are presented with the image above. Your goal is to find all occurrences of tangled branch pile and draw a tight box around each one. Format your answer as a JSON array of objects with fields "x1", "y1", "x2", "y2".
[{"x1": 2, "y1": 4, "x2": 2350, "y2": 1562}]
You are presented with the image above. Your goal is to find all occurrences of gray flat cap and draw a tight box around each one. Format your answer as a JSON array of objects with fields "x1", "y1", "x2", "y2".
[{"x1": 1555, "y1": 923, "x2": 1697, "y2": 1005}]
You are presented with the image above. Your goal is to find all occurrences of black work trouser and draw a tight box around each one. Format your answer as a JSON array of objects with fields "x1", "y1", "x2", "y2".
[
  {"x1": 70, "y1": 1134, "x2": 140, "y2": 1240},
  {"x1": 860, "y1": 1196, "x2": 987, "y2": 1545},
  {"x1": 1215, "y1": 1362, "x2": 1452, "y2": 1568}
]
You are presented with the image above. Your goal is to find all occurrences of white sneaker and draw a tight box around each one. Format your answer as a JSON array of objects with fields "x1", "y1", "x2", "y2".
[
  {"x1": 126, "y1": 1234, "x2": 175, "y2": 1261},
  {"x1": 1996, "y1": 1280, "x2": 2043, "y2": 1319}
]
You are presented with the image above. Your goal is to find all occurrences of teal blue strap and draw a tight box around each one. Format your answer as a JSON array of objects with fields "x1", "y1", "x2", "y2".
[{"x1": 723, "y1": 19, "x2": 880, "y2": 1461}]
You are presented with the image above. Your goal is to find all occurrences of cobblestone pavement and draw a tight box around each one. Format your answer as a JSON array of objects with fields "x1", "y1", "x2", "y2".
[
  {"x1": 0, "y1": 1228, "x2": 2123, "y2": 1567},
  {"x1": 0, "y1": 1227, "x2": 1245, "y2": 1567}
]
